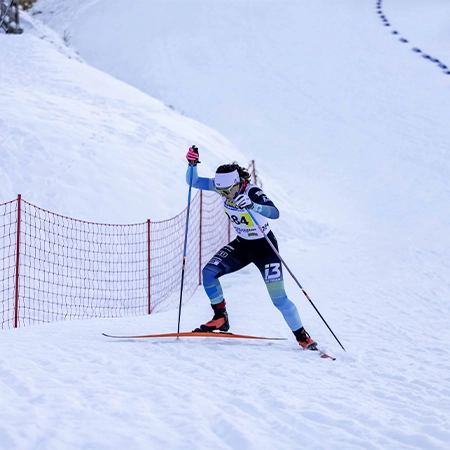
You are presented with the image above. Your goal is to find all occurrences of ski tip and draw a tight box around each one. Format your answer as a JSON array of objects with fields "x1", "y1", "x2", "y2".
[
  {"x1": 320, "y1": 353, "x2": 336, "y2": 361},
  {"x1": 306, "y1": 344, "x2": 336, "y2": 360}
]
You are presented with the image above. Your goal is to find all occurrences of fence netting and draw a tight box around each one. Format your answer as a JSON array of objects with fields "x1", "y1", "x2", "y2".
[{"x1": 0, "y1": 192, "x2": 231, "y2": 328}]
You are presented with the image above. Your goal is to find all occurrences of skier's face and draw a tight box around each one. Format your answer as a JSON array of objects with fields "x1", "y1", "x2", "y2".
[{"x1": 217, "y1": 182, "x2": 240, "y2": 200}]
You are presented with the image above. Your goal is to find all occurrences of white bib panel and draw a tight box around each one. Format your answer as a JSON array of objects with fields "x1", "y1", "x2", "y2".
[{"x1": 223, "y1": 183, "x2": 271, "y2": 240}]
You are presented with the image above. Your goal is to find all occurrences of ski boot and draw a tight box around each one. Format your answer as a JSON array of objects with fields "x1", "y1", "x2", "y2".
[
  {"x1": 194, "y1": 299, "x2": 230, "y2": 332},
  {"x1": 293, "y1": 326, "x2": 317, "y2": 350}
]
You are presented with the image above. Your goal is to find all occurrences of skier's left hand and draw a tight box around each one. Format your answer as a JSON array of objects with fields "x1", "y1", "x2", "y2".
[{"x1": 234, "y1": 193, "x2": 253, "y2": 209}]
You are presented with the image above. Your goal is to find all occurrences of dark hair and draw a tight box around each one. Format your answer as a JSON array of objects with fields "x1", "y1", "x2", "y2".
[{"x1": 216, "y1": 162, "x2": 251, "y2": 182}]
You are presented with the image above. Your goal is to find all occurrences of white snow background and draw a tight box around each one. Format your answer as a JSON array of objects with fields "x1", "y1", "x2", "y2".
[{"x1": 1, "y1": 0, "x2": 450, "y2": 449}]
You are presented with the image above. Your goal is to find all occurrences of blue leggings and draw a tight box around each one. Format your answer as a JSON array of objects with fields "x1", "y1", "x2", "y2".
[{"x1": 202, "y1": 232, "x2": 302, "y2": 331}]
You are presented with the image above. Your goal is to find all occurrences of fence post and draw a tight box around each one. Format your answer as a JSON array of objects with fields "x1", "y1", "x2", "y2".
[
  {"x1": 198, "y1": 190, "x2": 203, "y2": 285},
  {"x1": 147, "y1": 219, "x2": 151, "y2": 314},
  {"x1": 0, "y1": 0, "x2": 23, "y2": 34},
  {"x1": 14, "y1": 194, "x2": 21, "y2": 328},
  {"x1": 14, "y1": 0, "x2": 19, "y2": 26}
]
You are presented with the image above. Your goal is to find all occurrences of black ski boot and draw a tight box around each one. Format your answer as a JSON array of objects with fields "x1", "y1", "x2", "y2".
[
  {"x1": 293, "y1": 326, "x2": 317, "y2": 350},
  {"x1": 194, "y1": 299, "x2": 230, "y2": 332}
]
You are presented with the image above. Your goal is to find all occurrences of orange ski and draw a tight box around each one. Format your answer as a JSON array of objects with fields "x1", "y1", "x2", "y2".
[{"x1": 102, "y1": 331, "x2": 287, "y2": 341}]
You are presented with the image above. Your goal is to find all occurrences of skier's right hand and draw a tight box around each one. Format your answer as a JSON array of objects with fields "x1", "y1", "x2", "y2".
[{"x1": 186, "y1": 145, "x2": 200, "y2": 166}]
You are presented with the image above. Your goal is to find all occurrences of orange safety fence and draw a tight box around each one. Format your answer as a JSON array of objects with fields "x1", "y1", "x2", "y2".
[{"x1": 0, "y1": 192, "x2": 232, "y2": 328}]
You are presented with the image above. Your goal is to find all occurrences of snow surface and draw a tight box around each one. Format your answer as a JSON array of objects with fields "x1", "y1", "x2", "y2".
[{"x1": 1, "y1": 0, "x2": 450, "y2": 449}]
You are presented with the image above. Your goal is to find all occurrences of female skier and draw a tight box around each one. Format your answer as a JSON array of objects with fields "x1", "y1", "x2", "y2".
[{"x1": 185, "y1": 146, "x2": 316, "y2": 349}]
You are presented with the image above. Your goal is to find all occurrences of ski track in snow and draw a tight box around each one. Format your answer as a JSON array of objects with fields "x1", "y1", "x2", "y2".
[{"x1": 1, "y1": 1, "x2": 450, "y2": 449}]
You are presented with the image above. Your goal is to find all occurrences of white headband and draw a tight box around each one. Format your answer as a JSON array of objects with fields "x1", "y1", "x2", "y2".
[{"x1": 214, "y1": 170, "x2": 240, "y2": 188}]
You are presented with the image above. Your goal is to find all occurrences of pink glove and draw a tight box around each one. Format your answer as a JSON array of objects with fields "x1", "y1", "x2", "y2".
[{"x1": 186, "y1": 146, "x2": 200, "y2": 166}]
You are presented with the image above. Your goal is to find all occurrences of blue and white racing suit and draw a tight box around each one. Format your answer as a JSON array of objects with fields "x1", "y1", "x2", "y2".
[{"x1": 186, "y1": 166, "x2": 303, "y2": 331}]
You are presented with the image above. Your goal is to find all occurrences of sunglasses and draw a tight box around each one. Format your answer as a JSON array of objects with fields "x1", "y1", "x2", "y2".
[{"x1": 216, "y1": 182, "x2": 239, "y2": 196}]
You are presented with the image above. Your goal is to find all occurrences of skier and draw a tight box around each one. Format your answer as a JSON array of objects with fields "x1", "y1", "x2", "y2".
[{"x1": 185, "y1": 146, "x2": 316, "y2": 349}]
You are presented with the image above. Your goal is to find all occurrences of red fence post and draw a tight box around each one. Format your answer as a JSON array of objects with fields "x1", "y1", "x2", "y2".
[
  {"x1": 14, "y1": 194, "x2": 21, "y2": 328},
  {"x1": 147, "y1": 219, "x2": 151, "y2": 315},
  {"x1": 198, "y1": 190, "x2": 203, "y2": 285}
]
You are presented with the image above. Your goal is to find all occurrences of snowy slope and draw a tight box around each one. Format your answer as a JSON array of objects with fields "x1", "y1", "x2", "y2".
[
  {"x1": 0, "y1": 11, "x2": 246, "y2": 223},
  {"x1": 1, "y1": 1, "x2": 450, "y2": 449}
]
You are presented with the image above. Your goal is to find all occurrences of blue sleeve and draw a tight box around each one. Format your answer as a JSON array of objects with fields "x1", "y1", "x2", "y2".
[
  {"x1": 186, "y1": 166, "x2": 215, "y2": 191},
  {"x1": 248, "y1": 187, "x2": 280, "y2": 219}
]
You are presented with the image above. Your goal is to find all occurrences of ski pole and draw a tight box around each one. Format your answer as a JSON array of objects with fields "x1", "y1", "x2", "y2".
[
  {"x1": 177, "y1": 148, "x2": 198, "y2": 334},
  {"x1": 246, "y1": 208, "x2": 346, "y2": 352}
]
